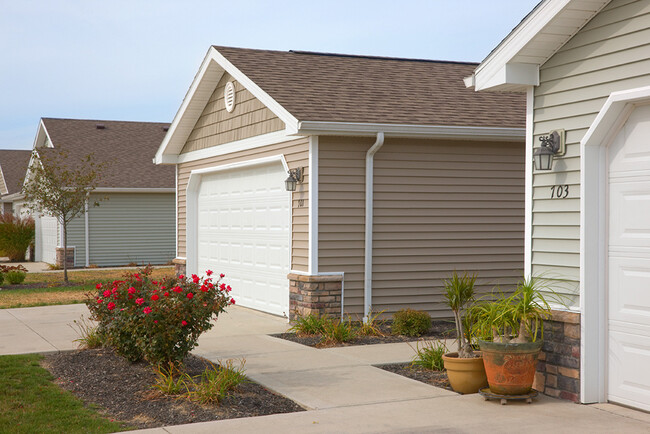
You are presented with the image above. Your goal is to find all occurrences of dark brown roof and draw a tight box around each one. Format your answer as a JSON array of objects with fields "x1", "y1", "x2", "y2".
[
  {"x1": 214, "y1": 46, "x2": 526, "y2": 128},
  {"x1": 41, "y1": 118, "x2": 173, "y2": 189},
  {"x1": 0, "y1": 150, "x2": 32, "y2": 195}
]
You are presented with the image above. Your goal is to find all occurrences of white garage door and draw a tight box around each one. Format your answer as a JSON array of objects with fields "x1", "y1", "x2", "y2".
[
  {"x1": 196, "y1": 162, "x2": 290, "y2": 317},
  {"x1": 607, "y1": 104, "x2": 650, "y2": 412},
  {"x1": 38, "y1": 215, "x2": 59, "y2": 265}
]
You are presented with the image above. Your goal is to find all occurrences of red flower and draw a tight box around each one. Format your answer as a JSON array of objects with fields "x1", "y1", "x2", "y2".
[
  {"x1": 226, "y1": 285, "x2": 231, "y2": 292},
  {"x1": 200, "y1": 285, "x2": 208, "y2": 292},
  {"x1": 134, "y1": 273, "x2": 142, "y2": 282},
  {"x1": 95, "y1": 283, "x2": 103, "y2": 289},
  {"x1": 113, "y1": 294, "x2": 119, "y2": 299},
  {"x1": 230, "y1": 298, "x2": 236, "y2": 304},
  {"x1": 151, "y1": 294, "x2": 159, "y2": 301},
  {"x1": 186, "y1": 293, "x2": 194, "y2": 299},
  {"x1": 219, "y1": 283, "x2": 226, "y2": 291},
  {"x1": 127, "y1": 286, "x2": 136, "y2": 295},
  {"x1": 97, "y1": 299, "x2": 103, "y2": 304},
  {"x1": 220, "y1": 273, "x2": 225, "y2": 278},
  {"x1": 154, "y1": 320, "x2": 158, "y2": 324},
  {"x1": 172, "y1": 286, "x2": 182, "y2": 293},
  {"x1": 206, "y1": 270, "x2": 213, "y2": 276},
  {"x1": 178, "y1": 274, "x2": 185, "y2": 279},
  {"x1": 152, "y1": 280, "x2": 158, "y2": 285},
  {"x1": 192, "y1": 274, "x2": 200, "y2": 284},
  {"x1": 102, "y1": 289, "x2": 111, "y2": 297},
  {"x1": 128, "y1": 294, "x2": 134, "y2": 299},
  {"x1": 135, "y1": 298, "x2": 145, "y2": 305},
  {"x1": 107, "y1": 302, "x2": 116, "y2": 310},
  {"x1": 112, "y1": 287, "x2": 118, "y2": 294},
  {"x1": 181, "y1": 320, "x2": 188, "y2": 326},
  {"x1": 143, "y1": 306, "x2": 152, "y2": 314},
  {"x1": 164, "y1": 291, "x2": 170, "y2": 297}
]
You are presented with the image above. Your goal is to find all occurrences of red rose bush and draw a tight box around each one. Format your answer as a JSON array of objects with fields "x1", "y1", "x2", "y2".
[{"x1": 86, "y1": 267, "x2": 234, "y2": 367}]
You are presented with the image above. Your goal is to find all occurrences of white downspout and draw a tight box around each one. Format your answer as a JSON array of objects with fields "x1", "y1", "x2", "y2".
[
  {"x1": 364, "y1": 132, "x2": 385, "y2": 323},
  {"x1": 84, "y1": 197, "x2": 90, "y2": 267}
]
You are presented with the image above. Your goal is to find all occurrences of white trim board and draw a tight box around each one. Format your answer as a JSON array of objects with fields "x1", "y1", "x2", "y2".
[
  {"x1": 579, "y1": 85, "x2": 650, "y2": 405},
  {"x1": 308, "y1": 136, "x2": 318, "y2": 275}
]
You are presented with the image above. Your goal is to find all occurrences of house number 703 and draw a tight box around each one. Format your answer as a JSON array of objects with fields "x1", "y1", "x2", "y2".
[{"x1": 550, "y1": 185, "x2": 569, "y2": 199}]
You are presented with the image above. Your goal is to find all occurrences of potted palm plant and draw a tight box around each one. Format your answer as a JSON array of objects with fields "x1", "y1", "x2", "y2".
[
  {"x1": 473, "y1": 276, "x2": 555, "y2": 396},
  {"x1": 441, "y1": 271, "x2": 488, "y2": 394}
]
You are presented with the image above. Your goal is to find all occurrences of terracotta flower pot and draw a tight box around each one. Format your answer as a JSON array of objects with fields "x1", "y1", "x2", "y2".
[
  {"x1": 479, "y1": 340, "x2": 543, "y2": 395},
  {"x1": 442, "y1": 352, "x2": 488, "y2": 394}
]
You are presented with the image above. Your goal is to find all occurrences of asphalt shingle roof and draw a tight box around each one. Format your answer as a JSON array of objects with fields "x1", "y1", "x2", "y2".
[
  {"x1": 214, "y1": 46, "x2": 526, "y2": 128},
  {"x1": 0, "y1": 150, "x2": 32, "y2": 195},
  {"x1": 41, "y1": 118, "x2": 174, "y2": 189}
]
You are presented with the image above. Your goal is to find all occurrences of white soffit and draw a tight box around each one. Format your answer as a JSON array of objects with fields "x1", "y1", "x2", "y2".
[
  {"x1": 154, "y1": 47, "x2": 298, "y2": 164},
  {"x1": 472, "y1": 0, "x2": 611, "y2": 92}
]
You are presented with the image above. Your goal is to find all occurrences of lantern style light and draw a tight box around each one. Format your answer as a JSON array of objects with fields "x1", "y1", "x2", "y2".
[
  {"x1": 285, "y1": 167, "x2": 303, "y2": 192},
  {"x1": 533, "y1": 130, "x2": 565, "y2": 171}
]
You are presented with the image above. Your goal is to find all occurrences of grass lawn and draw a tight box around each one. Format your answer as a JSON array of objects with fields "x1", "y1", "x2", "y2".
[
  {"x1": 0, "y1": 354, "x2": 129, "y2": 433},
  {"x1": 0, "y1": 267, "x2": 175, "y2": 309}
]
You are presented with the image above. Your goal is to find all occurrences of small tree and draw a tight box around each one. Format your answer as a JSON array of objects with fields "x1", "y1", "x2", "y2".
[{"x1": 22, "y1": 149, "x2": 107, "y2": 283}]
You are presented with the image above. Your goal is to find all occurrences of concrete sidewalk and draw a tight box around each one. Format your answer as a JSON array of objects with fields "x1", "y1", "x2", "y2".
[{"x1": 2, "y1": 304, "x2": 650, "y2": 433}]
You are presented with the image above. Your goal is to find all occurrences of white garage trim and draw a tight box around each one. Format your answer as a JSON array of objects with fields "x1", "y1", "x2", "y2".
[
  {"x1": 308, "y1": 136, "x2": 318, "y2": 275},
  {"x1": 185, "y1": 154, "x2": 291, "y2": 278},
  {"x1": 580, "y1": 85, "x2": 650, "y2": 404}
]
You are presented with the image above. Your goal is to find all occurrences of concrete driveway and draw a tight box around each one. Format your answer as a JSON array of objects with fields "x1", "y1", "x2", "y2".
[{"x1": 2, "y1": 304, "x2": 650, "y2": 433}]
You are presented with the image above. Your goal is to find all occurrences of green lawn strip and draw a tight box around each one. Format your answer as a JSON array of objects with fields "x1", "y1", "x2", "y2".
[{"x1": 0, "y1": 354, "x2": 130, "y2": 433}]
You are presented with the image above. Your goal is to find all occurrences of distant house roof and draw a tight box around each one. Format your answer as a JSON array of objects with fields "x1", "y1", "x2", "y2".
[
  {"x1": 38, "y1": 118, "x2": 174, "y2": 189},
  {"x1": 157, "y1": 46, "x2": 526, "y2": 163},
  {"x1": 0, "y1": 150, "x2": 32, "y2": 196},
  {"x1": 213, "y1": 46, "x2": 526, "y2": 128}
]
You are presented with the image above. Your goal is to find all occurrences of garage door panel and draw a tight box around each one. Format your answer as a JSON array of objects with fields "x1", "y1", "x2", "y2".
[
  {"x1": 608, "y1": 330, "x2": 650, "y2": 412},
  {"x1": 608, "y1": 257, "x2": 650, "y2": 326},
  {"x1": 609, "y1": 181, "x2": 650, "y2": 249},
  {"x1": 196, "y1": 162, "x2": 289, "y2": 316}
]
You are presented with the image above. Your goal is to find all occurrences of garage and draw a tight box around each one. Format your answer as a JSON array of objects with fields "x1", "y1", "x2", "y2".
[
  {"x1": 36, "y1": 214, "x2": 59, "y2": 264},
  {"x1": 607, "y1": 104, "x2": 650, "y2": 412},
  {"x1": 195, "y1": 160, "x2": 290, "y2": 317}
]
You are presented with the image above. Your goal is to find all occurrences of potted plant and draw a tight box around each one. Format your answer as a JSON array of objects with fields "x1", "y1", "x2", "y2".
[
  {"x1": 473, "y1": 275, "x2": 554, "y2": 396},
  {"x1": 441, "y1": 271, "x2": 488, "y2": 394}
]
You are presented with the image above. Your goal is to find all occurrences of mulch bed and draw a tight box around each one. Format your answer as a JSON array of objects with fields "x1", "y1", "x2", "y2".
[
  {"x1": 378, "y1": 363, "x2": 453, "y2": 392},
  {"x1": 273, "y1": 319, "x2": 455, "y2": 348},
  {"x1": 42, "y1": 348, "x2": 305, "y2": 430}
]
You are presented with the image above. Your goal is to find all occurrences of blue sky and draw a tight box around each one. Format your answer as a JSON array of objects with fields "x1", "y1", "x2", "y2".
[{"x1": 0, "y1": 0, "x2": 539, "y2": 150}]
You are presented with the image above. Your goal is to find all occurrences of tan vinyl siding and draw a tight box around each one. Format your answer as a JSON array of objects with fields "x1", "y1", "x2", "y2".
[
  {"x1": 66, "y1": 214, "x2": 86, "y2": 267},
  {"x1": 319, "y1": 136, "x2": 525, "y2": 318},
  {"x1": 532, "y1": 0, "x2": 650, "y2": 307},
  {"x1": 177, "y1": 137, "x2": 309, "y2": 271},
  {"x1": 181, "y1": 73, "x2": 285, "y2": 154}
]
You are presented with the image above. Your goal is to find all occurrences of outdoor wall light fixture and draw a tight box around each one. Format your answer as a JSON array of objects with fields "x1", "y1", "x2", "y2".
[
  {"x1": 533, "y1": 129, "x2": 565, "y2": 171},
  {"x1": 284, "y1": 167, "x2": 304, "y2": 192}
]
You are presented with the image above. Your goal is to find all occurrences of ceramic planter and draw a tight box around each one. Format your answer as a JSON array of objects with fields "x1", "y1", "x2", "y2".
[
  {"x1": 442, "y1": 352, "x2": 488, "y2": 394},
  {"x1": 479, "y1": 340, "x2": 543, "y2": 395}
]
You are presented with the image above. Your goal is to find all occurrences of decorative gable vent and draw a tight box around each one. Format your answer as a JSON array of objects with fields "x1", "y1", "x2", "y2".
[{"x1": 224, "y1": 81, "x2": 236, "y2": 113}]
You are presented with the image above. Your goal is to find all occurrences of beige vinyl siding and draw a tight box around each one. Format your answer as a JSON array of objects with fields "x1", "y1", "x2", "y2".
[
  {"x1": 65, "y1": 214, "x2": 86, "y2": 267},
  {"x1": 319, "y1": 136, "x2": 525, "y2": 318},
  {"x1": 176, "y1": 137, "x2": 309, "y2": 271},
  {"x1": 532, "y1": 0, "x2": 650, "y2": 307},
  {"x1": 181, "y1": 73, "x2": 285, "y2": 154}
]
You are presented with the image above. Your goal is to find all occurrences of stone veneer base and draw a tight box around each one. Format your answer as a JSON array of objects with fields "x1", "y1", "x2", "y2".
[
  {"x1": 534, "y1": 310, "x2": 581, "y2": 402},
  {"x1": 287, "y1": 273, "x2": 343, "y2": 320}
]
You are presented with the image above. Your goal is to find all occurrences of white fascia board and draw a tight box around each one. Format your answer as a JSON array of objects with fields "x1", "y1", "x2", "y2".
[
  {"x1": 169, "y1": 130, "x2": 302, "y2": 165},
  {"x1": 92, "y1": 188, "x2": 176, "y2": 193},
  {"x1": 32, "y1": 119, "x2": 53, "y2": 149},
  {"x1": 476, "y1": 63, "x2": 539, "y2": 91},
  {"x1": 2, "y1": 192, "x2": 24, "y2": 201},
  {"x1": 473, "y1": 0, "x2": 572, "y2": 91},
  {"x1": 297, "y1": 121, "x2": 525, "y2": 141},
  {"x1": 155, "y1": 47, "x2": 299, "y2": 164},
  {"x1": 0, "y1": 166, "x2": 8, "y2": 196}
]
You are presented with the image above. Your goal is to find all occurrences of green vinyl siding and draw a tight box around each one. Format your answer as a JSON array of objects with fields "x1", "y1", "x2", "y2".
[
  {"x1": 532, "y1": 0, "x2": 650, "y2": 307},
  {"x1": 83, "y1": 192, "x2": 174, "y2": 267}
]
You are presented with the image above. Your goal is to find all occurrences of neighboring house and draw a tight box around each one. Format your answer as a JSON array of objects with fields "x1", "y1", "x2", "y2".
[
  {"x1": 466, "y1": 0, "x2": 650, "y2": 410},
  {"x1": 0, "y1": 150, "x2": 32, "y2": 214},
  {"x1": 28, "y1": 118, "x2": 176, "y2": 268},
  {"x1": 155, "y1": 46, "x2": 527, "y2": 320}
]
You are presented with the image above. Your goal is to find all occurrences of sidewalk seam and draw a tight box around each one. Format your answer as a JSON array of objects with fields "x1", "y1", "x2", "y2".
[{"x1": 6, "y1": 309, "x2": 59, "y2": 352}]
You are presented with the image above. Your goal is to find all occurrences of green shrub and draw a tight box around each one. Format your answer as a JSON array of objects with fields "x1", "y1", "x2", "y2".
[
  {"x1": 289, "y1": 313, "x2": 328, "y2": 335},
  {"x1": 5, "y1": 270, "x2": 26, "y2": 285},
  {"x1": 321, "y1": 317, "x2": 356, "y2": 344},
  {"x1": 0, "y1": 213, "x2": 35, "y2": 261},
  {"x1": 392, "y1": 309, "x2": 432, "y2": 337},
  {"x1": 0, "y1": 272, "x2": 4, "y2": 286},
  {"x1": 152, "y1": 363, "x2": 188, "y2": 396},
  {"x1": 411, "y1": 340, "x2": 447, "y2": 370},
  {"x1": 86, "y1": 267, "x2": 235, "y2": 367}
]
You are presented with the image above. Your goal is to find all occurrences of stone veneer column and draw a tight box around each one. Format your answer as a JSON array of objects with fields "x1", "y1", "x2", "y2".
[
  {"x1": 287, "y1": 273, "x2": 343, "y2": 320},
  {"x1": 172, "y1": 258, "x2": 186, "y2": 276},
  {"x1": 533, "y1": 310, "x2": 581, "y2": 402},
  {"x1": 55, "y1": 247, "x2": 75, "y2": 269}
]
